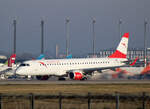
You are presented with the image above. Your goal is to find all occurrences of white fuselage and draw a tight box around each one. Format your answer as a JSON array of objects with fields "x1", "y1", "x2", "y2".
[{"x1": 16, "y1": 58, "x2": 127, "y2": 76}]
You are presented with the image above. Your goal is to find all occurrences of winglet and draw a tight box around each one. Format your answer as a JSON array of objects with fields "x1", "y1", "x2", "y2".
[{"x1": 129, "y1": 57, "x2": 139, "y2": 66}]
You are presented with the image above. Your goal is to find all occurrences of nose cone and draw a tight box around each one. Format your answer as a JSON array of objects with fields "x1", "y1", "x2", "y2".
[
  {"x1": 15, "y1": 67, "x2": 30, "y2": 76},
  {"x1": 15, "y1": 68, "x2": 23, "y2": 75}
]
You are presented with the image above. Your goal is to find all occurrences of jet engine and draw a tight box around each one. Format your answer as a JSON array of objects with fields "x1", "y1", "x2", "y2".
[
  {"x1": 36, "y1": 75, "x2": 49, "y2": 80},
  {"x1": 69, "y1": 71, "x2": 85, "y2": 80}
]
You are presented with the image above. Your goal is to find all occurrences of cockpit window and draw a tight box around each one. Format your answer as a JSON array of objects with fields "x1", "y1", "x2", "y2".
[{"x1": 20, "y1": 63, "x2": 30, "y2": 66}]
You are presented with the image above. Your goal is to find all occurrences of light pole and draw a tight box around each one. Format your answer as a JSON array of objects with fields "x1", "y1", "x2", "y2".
[
  {"x1": 92, "y1": 18, "x2": 96, "y2": 56},
  {"x1": 118, "y1": 19, "x2": 122, "y2": 37},
  {"x1": 66, "y1": 18, "x2": 70, "y2": 57},
  {"x1": 56, "y1": 44, "x2": 59, "y2": 58},
  {"x1": 41, "y1": 20, "x2": 44, "y2": 54},
  {"x1": 144, "y1": 19, "x2": 148, "y2": 67},
  {"x1": 13, "y1": 20, "x2": 17, "y2": 54}
]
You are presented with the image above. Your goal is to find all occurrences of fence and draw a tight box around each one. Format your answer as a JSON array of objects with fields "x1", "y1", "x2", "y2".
[{"x1": 0, "y1": 92, "x2": 149, "y2": 109}]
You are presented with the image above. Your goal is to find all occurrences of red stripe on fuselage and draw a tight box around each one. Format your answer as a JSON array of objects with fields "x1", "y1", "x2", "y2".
[
  {"x1": 39, "y1": 62, "x2": 47, "y2": 68},
  {"x1": 108, "y1": 50, "x2": 126, "y2": 58}
]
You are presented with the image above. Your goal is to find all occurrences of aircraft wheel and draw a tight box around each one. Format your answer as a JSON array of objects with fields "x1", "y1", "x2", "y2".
[{"x1": 80, "y1": 77, "x2": 87, "y2": 81}]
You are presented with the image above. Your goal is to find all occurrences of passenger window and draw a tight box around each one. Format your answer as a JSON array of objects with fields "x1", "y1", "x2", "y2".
[
  {"x1": 20, "y1": 63, "x2": 30, "y2": 66},
  {"x1": 20, "y1": 64, "x2": 25, "y2": 66}
]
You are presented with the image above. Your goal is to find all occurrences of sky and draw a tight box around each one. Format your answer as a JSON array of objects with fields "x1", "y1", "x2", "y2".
[{"x1": 0, "y1": 0, "x2": 150, "y2": 57}]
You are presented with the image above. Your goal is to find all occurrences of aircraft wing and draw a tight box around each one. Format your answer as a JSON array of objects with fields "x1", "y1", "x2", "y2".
[
  {"x1": 0, "y1": 68, "x2": 12, "y2": 74},
  {"x1": 66, "y1": 65, "x2": 125, "y2": 75},
  {"x1": 69, "y1": 59, "x2": 137, "y2": 75}
]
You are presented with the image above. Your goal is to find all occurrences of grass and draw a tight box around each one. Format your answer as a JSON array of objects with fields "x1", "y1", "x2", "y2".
[
  {"x1": 0, "y1": 84, "x2": 149, "y2": 94},
  {"x1": 0, "y1": 83, "x2": 150, "y2": 109}
]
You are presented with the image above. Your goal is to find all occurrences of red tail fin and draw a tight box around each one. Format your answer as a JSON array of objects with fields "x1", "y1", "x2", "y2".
[
  {"x1": 8, "y1": 54, "x2": 16, "y2": 67},
  {"x1": 109, "y1": 33, "x2": 129, "y2": 58}
]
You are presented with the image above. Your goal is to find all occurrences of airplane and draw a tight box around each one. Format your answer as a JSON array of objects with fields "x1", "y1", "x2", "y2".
[
  {"x1": 0, "y1": 54, "x2": 16, "y2": 68},
  {"x1": 0, "y1": 54, "x2": 16, "y2": 77},
  {"x1": 0, "y1": 55, "x2": 7, "y2": 66},
  {"x1": 16, "y1": 33, "x2": 133, "y2": 80},
  {"x1": 0, "y1": 53, "x2": 47, "y2": 80}
]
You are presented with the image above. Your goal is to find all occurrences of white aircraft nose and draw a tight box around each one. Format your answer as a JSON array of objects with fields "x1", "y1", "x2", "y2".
[{"x1": 15, "y1": 68, "x2": 23, "y2": 75}]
